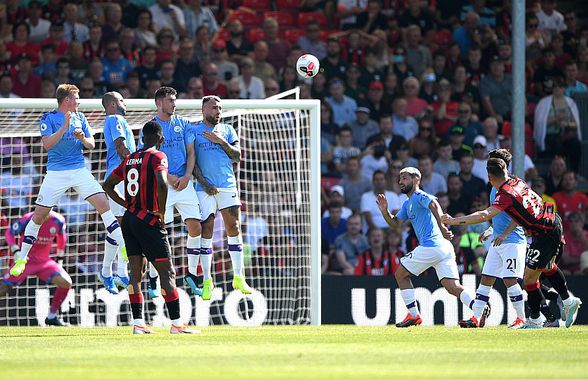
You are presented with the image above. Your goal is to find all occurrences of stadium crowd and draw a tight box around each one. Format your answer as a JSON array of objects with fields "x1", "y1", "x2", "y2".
[{"x1": 0, "y1": 0, "x2": 587, "y2": 279}]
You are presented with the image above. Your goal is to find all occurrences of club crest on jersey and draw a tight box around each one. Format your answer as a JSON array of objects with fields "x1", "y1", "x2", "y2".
[
  {"x1": 116, "y1": 123, "x2": 122, "y2": 131},
  {"x1": 40, "y1": 123, "x2": 47, "y2": 131},
  {"x1": 50, "y1": 227, "x2": 56, "y2": 234},
  {"x1": 161, "y1": 158, "x2": 168, "y2": 167},
  {"x1": 174, "y1": 125, "x2": 182, "y2": 132},
  {"x1": 12, "y1": 222, "x2": 19, "y2": 231}
]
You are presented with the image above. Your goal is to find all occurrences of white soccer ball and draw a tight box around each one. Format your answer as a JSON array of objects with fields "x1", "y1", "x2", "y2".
[{"x1": 296, "y1": 54, "x2": 320, "y2": 78}]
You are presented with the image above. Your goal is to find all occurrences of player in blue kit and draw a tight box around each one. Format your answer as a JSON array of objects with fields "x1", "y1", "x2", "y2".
[
  {"x1": 189, "y1": 95, "x2": 252, "y2": 300},
  {"x1": 376, "y1": 167, "x2": 477, "y2": 327},
  {"x1": 138, "y1": 86, "x2": 202, "y2": 297},
  {"x1": 461, "y1": 149, "x2": 527, "y2": 328},
  {"x1": 10, "y1": 84, "x2": 126, "y2": 277}
]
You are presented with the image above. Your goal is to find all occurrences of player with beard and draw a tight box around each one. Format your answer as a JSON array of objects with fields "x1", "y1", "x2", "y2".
[{"x1": 376, "y1": 167, "x2": 478, "y2": 327}]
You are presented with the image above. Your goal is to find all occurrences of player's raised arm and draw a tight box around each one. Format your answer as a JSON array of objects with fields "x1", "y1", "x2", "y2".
[
  {"x1": 41, "y1": 111, "x2": 71, "y2": 151},
  {"x1": 429, "y1": 199, "x2": 453, "y2": 240},
  {"x1": 442, "y1": 206, "x2": 502, "y2": 226},
  {"x1": 376, "y1": 194, "x2": 400, "y2": 227}
]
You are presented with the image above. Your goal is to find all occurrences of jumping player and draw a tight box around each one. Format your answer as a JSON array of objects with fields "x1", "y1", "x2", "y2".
[
  {"x1": 376, "y1": 167, "x2": 478, "y2": 327},
  {"x1": 103, "y1": 120, "x2": 198, "y2": 334},
  {"x1": 189, "y1": 95, "x2": 252, "y2": 300},
  {"x1": 9, "y1": 84, "x2": 126, "y2": 279},
  {"x1": 443, "y1": 158, "x2": 582, "y2": 328},
  {"x1": 2, "y1": 210, "x2": 72, "y2": 326}
]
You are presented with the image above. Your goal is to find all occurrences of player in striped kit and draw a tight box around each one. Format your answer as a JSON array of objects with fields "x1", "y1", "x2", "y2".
[
  {"x1": 9, "y1": 84, "x2": 127, "y2": 281},
  {"x1": 190, "y1": 95, "x2": 252, "y2": 300},
  {"x1": 1, "y1": 211, "x2": 72, "y2": 326}
]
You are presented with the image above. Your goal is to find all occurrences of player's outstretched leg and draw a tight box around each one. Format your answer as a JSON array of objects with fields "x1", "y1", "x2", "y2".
[
  {"x1": 542, "y1": 264, "x2": 582, "y2": 328},
  {"x1": 153, "y1": 259, "x2": 200, "y2": 334},
  {"x1": 394, "y1": 266, "x2": 422, "y2": 327},
  {"x1": 46, "y1": 273, "x2": 72, "y2": 326},
  {"x1": 441, "y1": 279, "x2": 482, "y2": 328},
  {"x1": 99, "y1": 236, "x2": 119, "y2": 294},
  {"x1": 467, "y1": 276, "x2": 496, "y2": 328}
]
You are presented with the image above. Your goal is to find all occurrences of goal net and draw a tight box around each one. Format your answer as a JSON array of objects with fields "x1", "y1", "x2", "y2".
[{"x1": 0, "y1": 98, "x2": 321, "y2": 327}]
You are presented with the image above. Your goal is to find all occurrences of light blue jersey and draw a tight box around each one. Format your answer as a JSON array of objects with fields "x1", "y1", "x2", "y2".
[
  {"x1": 103, "y1": 114, "x2": 136, "y2": 178},
  {"x1": 191, "y1": 121, "x2": 238, "y2": 190},
  {"x1": 138, "y1": 115, "x2": 194, "y2": 177},
  {"x1": 490, "y1": 187, "x2": 526, "y2": 244},
  {"x1": 39, "y1": 110, "x2": 92, "y2": 171},
  {"x1": 396, "y1": 190, "x2": 445, "y2": 247}
]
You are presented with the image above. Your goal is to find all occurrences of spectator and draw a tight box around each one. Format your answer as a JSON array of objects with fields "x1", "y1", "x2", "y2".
[
  {"x1": 344, "y1": 63, "x2": 366, "y2": 101},
  {"x1": 159, "y1": 59, "x2": 180, "y2": 88},
  {"x1": 481, "y1": 116, "x2": 500, "y2": 153},
  {"x1": 498, "y1": 136, "x2": 538, "y2": 182},
  {"x1": 322, "y1": 185, "x2": 353, "y2": 220},
  {"x1": 459, "y1": 153, "x2": 487, "y2": 199},
  {"x1": 537, "y1": 0, "x2": 566, "y2": 41},
  {"x1": 561, "y1": 11, "x2": 579, "y2": 55},
  {"x1": 398, "y1": 0, "x2": 435, "y2": 34},
  {"x1": 360, "y1": 137, "x2": 388, "y2": 180},
  {"x1": 193, "y1": 25, "x2": 212, "y2": 64},
  {"x1": 354, "y1": 228, "x2": 396, "y2": 276},
  {"x1": 553, "y1": 171, "x2": 588, "y2": 221},
  {"x1": 42, "y1": 0, "x2": 63, "y2": 25},
  {"x1": 0, "y1": 74, "x2": 18, "y2": 98},
  {"x1": 526, "y1": 12, "x2": 546, "y2": 58},
  {"x1": 452, "y1": 102, "x2": 481, "y2": 147},
  {"x1": 471, "y1": 135, "x2": 488, "y2": 183},
  {"x1": 448, "y1": 125, "x2": 473, "y2": 161},
  {"x1": 390, "y1": 46, "x2": 414, "y2": 82},
  {"x1": 179, "y1": 77, "x2": 204, "y2": 100},
  {"x1": 237, "y1": 57, "x2": 265, "y2": 99},
  {"x1": 361, "y1": 49, "x2": 385, "y2": 87},
  {"x1": 263, "y1": 17, "x2": 290, "y2": 72},
  {"x1": 88, "y1": 57, "x2": 108, "y2": 96},
  {"x1": 577, "y1": 47, "x2": 588, "y2": 83},
  {"x1": 298, "y1": 20, "x2": 327, "y2": 60},
  {"x1": 334, "y1": 214, "x2": 369, "y2": 275},
  {"x1": 326, "y1": 79, "x2": 357, "y2": 127},
  {"x1": 419, "y1": 69, "x2": 438, "y2": 103},
  {"x1": 149, "y1": 0, "x2": 186, "y2": 38},
  {"x1": 391, "y1": 97, "x2": 419, "y2": 142},
  {"x1": 34, "y1": 44, "x2": 57, "y2": 79},
  {"x1": 225, "y1": 20, "x2": 253, "y2": 61},
  {"x1": 183, "y1": 0, "x2": 218, "y2": 39},
  {"x1": 409, "y1": 118, "x2": 436, "y2": 158},
  {"x1": 436, "y1": 192, "x2": 451, "y2": 214},
  {"x1": 83, "y1": 23, "x2": 105, "y2": 62},
  {"x1": 402, "y1": 77, "x2": 428, "y2": 119},
  {"x1": 252, "y1": 41, "x2": 277, "y2": 83},
  {"x1": 356, "y1": 0, "x2": 388, "y2": 33},
  {"x1": 264, "y1": 79, "x2": 280, "y2": 98},
  {"x1": 321, "y1": 37, "x2": 347, "y2": 81},
  {"x1": 451, "y1": 226, "x2": 482, "y2": 275},
  {"x1": 339, "y1": 156, "x2": 372, "y2": 213},
  {"x1": 382, "y1": 71, "x2": 401, "y2": 105},
  {"x1": 404, "y1": 25, "x2": 432, "y2": 78},
  {"x1": 453, "y1": 11, "x2": 480, "y2": 57},
  {"x1": 312, "y1": 73, "x2": 330, "y2": 100},
  {"x1": 461, "y1": 0, "x2": 495, "y2": 26},
  {"x1": 366, "y1": 114, "x2": 406, "y2": 156},
  {"x1": 560, "y1": 212, "x2": 588, "y2": 274},
  {"x1": 145, "y1": 77, "x2": 162, "y2": 99},
  {"x1": 419, "y1": 155, "x2": 447, "y2": 195},
  {"x1": 25, "y1": 1, "x2": 50, "y2": 44},
  {"x1": 479, "y1": 56, "x2": 512, "y2": 122},
  {"x1": 135, "y1": 46, "x2": 159, "y2": 89},
  {"x1": 464, "y1": 44, "x2": 484, "y2": 87},
  {"x1": 447, "y1": 172, "x2": 472, "y2": 215},
  {"x1": 543, "y1": 155, "x2": 567, "y2": 195},
  {"x1": 63, "y1": 3, "x2": 89, "y2": 43},
  {"x1": 68, "y1": 41, "x2": 88, "y2": 83},
  {"x1": 433, "y1": 140, "x2": 461, "y2": 180},
  {"x1": 364, "y1": 80, "x2": 389, "y2": 121},
  {"x1": 174, "y1": 38, "x2": 201, "y2": 92},
  {"x1": 361, "y1": 170, "x2": 402, "y2": 232},
  {"x1": 154, "y1": 28, "x2": 176, "y2": 64},
  {"x1": 321, "y1": 202, "x2": 347, "y2": 248},
  {"x1": 134, "y1": 9, "x2": 157, "y2": 49},
  {"x1": 533, "y1": 48, "x2": 561, "y2": 98},
  {"x1": 396, "y1": 141, "x2": 418, "y2": 168},
  {"x1": 11, "y1": 54, "x2": 41, "y2": 98},
  {"x1": 333, "y1": 126, "x2": 361, "y2": 173},
  {"x1": 7, "y1": 22, "x2": 40, "y2": 65},
  {"x1": 534, "y1": 77, "x2": 582, "y2": 170},
  {"x1": 0, "y1": 154, "x2": 35, "y2": 214},
  {"x1": 202, "y1": 62, "x2": 228, "y2": 97},
  {"x1": 431, "y1": 79, "x2": 459, "y2": 137},
  {"x1": 102, "y1": 41, "x2": 133, "y2": 86},
  {"x1": 279, "y1": 66, "x2": 299, "y2": 92},
  {"x1": 77, "y1": 77, "x2": 94, "y2": 99},
  {"x1": 320, "y1": 101, "x2": 338, "y2": 144},
  {"x1": 337, "y1": 0, "x2": 367, "y2": 30},
  {"x1": 349, "y1": 106, "x2": 378, "y2": 149},
  {"x1": 564, "y1": 61, "x2": 588, "y2": 97},
  {"x1": 53, "y1": 57, "x2": 72, "y2": 87},
  {"x1": 119, "y1": 28, "x2": 141, "y2": 67},
  {"x1": 102, "y1": 3, "x2": 124, "y2": 44},
  {"x1": 531, "y1": 177, "x2": 557, "y2": 211}
]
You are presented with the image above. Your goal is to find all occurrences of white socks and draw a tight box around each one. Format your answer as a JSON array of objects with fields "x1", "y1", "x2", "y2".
[
  {"x1": 472, "y1": 285, "x2": 491, "y2": 320},
  {"x1": 460, "y1": 289, "x2": 475, "y2": 311},
  {"x1": 149, "y1": 263, "x2": 158, "y2": 278},
  {"x1": 116, "y1": 248, "x2": 128, "y2": 277},
  {"x1": 400, "y1": 288, "x2": 419, "y2": 317},
  {"x1": 20, "y1": 219, "x2": 42, "y2": 259},
  {"x1": 102, "y1": 236, "x2": 117, "y2": 277},
  {"x1": 187, "y1": 235, "x2": 201, "y2": 276},
  {"x1": 227, "y1": 235, "x2": 243, "y2": 277},
  {"x1": 100, "y1": 211, "x2": 124, "y2": 246},
  {"x1": 507, "y1": 284, "x2": 526, "y2": 320},
  {"x1": 200, "y1": 238, "x2": 213, "y2": 280}
]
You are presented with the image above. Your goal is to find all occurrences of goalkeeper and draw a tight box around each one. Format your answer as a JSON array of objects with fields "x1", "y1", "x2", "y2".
[{"x1": 1, "y1": 210, "x2": 72, "y2": 326}]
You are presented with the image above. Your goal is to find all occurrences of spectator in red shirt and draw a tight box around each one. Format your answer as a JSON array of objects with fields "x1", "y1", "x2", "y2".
[
  {"x1": 561, "y1": 212, "x2": 588, "y2": 274},
  {"x1": 202, "y1": 62, "x2": 228, "y2": 97},
  {"x1": 403, "y1": 76, "x2": 429, "y2": 119},
  {"x1": 553, "y1": 171, "x2": 588, "y2": 223},
  {"x1": 432, "y1": 79, "x2": 459, "y2": 137},
  {"x1": 354, "y1": 228, "x2": 398, "y2": 276},
  {"x1": 11, "y1": 54, "x2": 41, "y2": 98},
  {"x1": 42, "y1": 22, "x2": 69, "y2": 57},
  {"x1": 6, "y1": 22, "x2": 40, "y2": 66}
]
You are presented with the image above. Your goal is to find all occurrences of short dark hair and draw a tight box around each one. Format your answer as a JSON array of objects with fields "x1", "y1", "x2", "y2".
[
  {"x1": 487, "y1": 158, "x2": 507, "y2": 179},
  {"x1": 154, "y1": 86, "x2": 177, "y2": 101},
  {"x1": 338, "y1": 126, "x2": 352, "y2": 135},
  {"x1": 488, "y1": 149, "x2": 512, "y2": 166},
  {"x1": 202, "y1": 95, "x2": 221, "y2": 106},
  {"x1": 142, "y1": 120, "x2": 163, "y2": 138}
]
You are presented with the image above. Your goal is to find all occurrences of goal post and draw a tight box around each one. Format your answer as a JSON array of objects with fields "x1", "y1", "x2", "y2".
[{"x1": 0, "y1": 97, "x2": 321, "y2": 326}]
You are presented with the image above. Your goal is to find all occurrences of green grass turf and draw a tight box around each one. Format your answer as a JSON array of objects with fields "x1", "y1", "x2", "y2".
[{"x1": 0, "y1": 325, "x2": 587, "y2": 379}]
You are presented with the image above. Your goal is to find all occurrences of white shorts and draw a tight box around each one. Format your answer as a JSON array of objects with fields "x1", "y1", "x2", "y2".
[
  {"x1": 401, "y1": 240, "x2": 459, "y2": 281},
  {"x1": 197, "y1": 188, "x2": 241, "y2": 220},
  {"x1": 165, "y1": 180, "x2": 201, "y2": 224},
  {"x1": 482, "y1": 242, "x2": 526, "y2": 279},
  {"x1": 37, "y1": 168, "x2": 104, "y2": 208},
  {"x1": 107, "y1": 182, "x2": 125, "y2": 217}
]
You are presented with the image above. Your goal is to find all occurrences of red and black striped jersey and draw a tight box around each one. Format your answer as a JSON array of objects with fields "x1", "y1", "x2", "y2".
[
  {"x1": 112, "y1": 147, "x2": 168, "y2": 226},
  {"x1": 492, "y1": 176, "x2": 556, "y2": 235}
]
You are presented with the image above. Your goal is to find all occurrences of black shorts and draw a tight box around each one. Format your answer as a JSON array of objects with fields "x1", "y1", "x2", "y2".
[
  {"x1": 121, "y1": 211, "x2": 171, "y2": 262},
  {"x1": 527, "y1": 213, "x2": 564, "y2": 270}
]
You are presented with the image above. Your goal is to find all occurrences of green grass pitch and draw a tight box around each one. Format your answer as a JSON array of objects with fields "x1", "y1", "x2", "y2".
[{"x1": 1, "y1": 325, "x2": 587, "y2": 378}]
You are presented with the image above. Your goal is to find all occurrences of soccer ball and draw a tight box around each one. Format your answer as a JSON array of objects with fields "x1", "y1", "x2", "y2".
[{"x1": 296, "y1": 54, "x2": 320, "y2": 78}]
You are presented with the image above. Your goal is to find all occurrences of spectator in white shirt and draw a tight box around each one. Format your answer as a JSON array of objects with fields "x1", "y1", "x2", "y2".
[
  {"x1": 361, "y1": 170, "x2": 402, "y2": 232},
  {"x1": 419, "y1": 155, "x2": 447, "y2": 194},
  {"x1": 183, "y1": 0, "x2": 218, "y2": 39},
  {"x1": 237, "y1": 57, "x2": 265, "y2": 99},
  {"x1": 63, "y1": 3, "x2": 89, "y2": 43},
  {"x1": 322, "y1": 185, "x2": 353, "y2": 219},
  {"x1": 471, "y1": 135, "x2": 489, "y2": 183},
  {"x1": 537, "y1": 0, "x2": 566, "y2": 41},
  {"x1": 149, "y1": 0, "x2": 186, "y2": 37},
  {"x1": 25, "y1": 1, "x2": 50, "y2": 43}
]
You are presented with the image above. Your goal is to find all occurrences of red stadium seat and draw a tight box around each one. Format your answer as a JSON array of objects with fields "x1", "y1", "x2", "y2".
[
  {"x1": 321, "y1": 177, "x2": 341, "y2": 191},
  {"x1": 217, "y1": 28, "x2": 231, "y2": 41},
  {"x1": 265, "y1": 11, "x2": 296, "y2": 28},
  {"x1": 228, "y1": 9, "x2": 261, "y2": 28},
  {"x1": 276, "y1": 0, "x2": 300, "y2": 10},
  {"x1": 434, "y1": 29, "x2": 452, "y2": 49},
  {"x1": 298, "y1": 12, "x2": 327, "y2": 28},
  {"x1": 243, "y1": 0, "x2": 273, "y2": 11},
  {"x1": 247, "y1": 28, "x2": 266, "y2": 43},
  {"x1": 284, "y1": 29, "x2": 305, "y2": 45}
]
